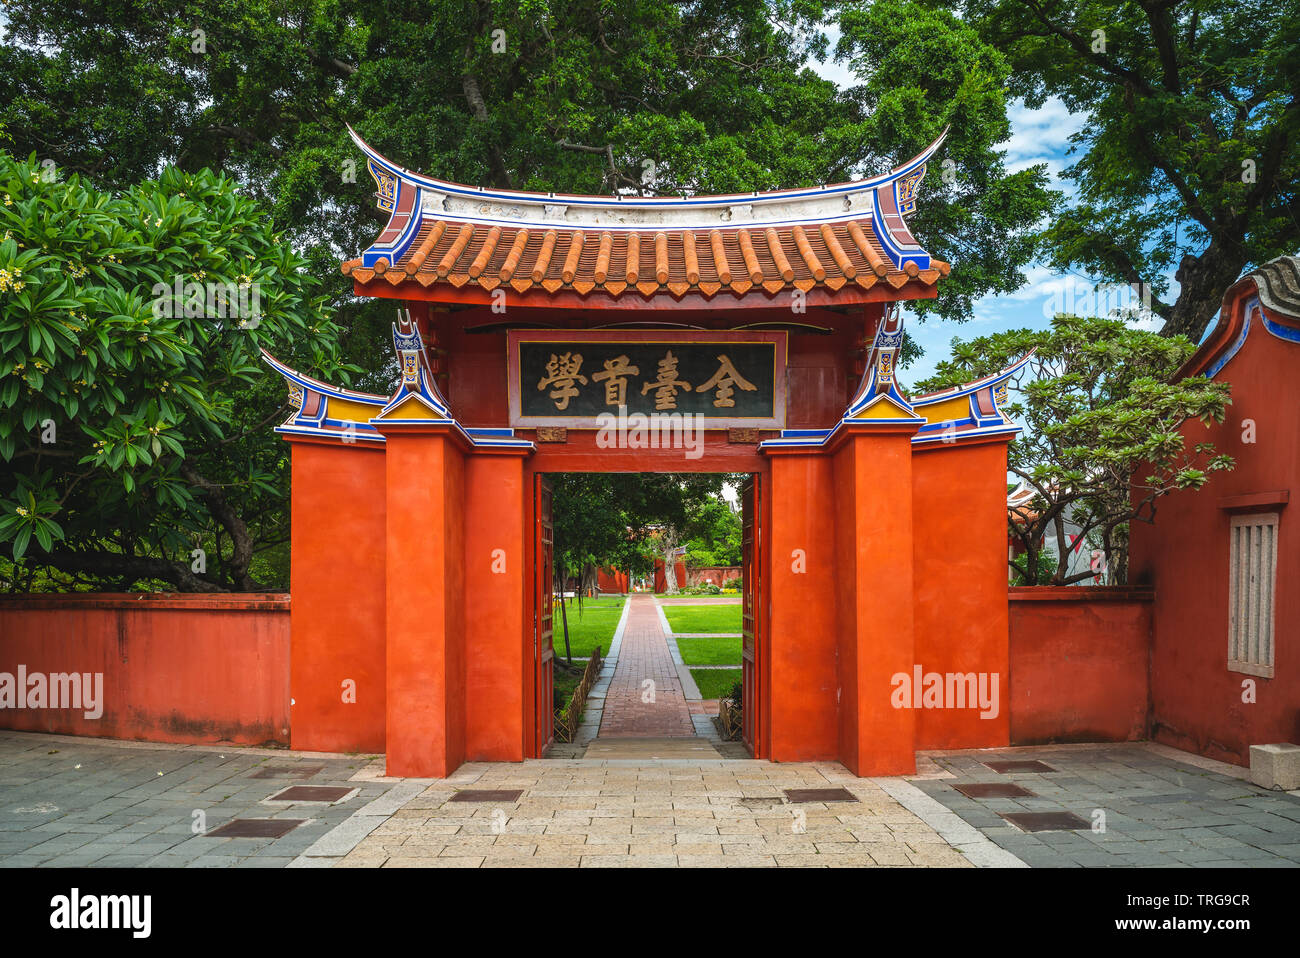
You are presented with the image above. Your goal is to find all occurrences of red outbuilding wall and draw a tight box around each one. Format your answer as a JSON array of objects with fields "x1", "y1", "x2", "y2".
[
  {"x1": 688, "y1": 566, "x2": 742, "y2": 587},
  {"x1": 1128, "y1": 275, "x2": 1300, "y2": 765},
  {"x1": 1007, "y1": 587, "x2": 1153, "y2": 745},
  {"x1": 0, "y1": 593, "x2": 290, "y2": 745},
  {"x1": 652, "y1": 558, "x2": 689, "y2": 594},
  {"x1": 597, "y1": 567, "x2": 629, "y2": 594}
]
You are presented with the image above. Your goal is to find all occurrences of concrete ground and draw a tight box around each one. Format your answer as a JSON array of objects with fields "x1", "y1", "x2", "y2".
[
  {"x1": 0, "y1": 731, "x2": 395, "y2": 868},
  {"x1": 912, "y1": 742, "x2": 1300, "y2": 868},
  {"x1": 1, "y1": 729, "x2": 1297, "y2": 868}
]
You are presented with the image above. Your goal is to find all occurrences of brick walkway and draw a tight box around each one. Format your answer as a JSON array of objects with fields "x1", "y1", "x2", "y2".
[{"x1": 598, "y1": 595, "x2": 695, "y2": 738}]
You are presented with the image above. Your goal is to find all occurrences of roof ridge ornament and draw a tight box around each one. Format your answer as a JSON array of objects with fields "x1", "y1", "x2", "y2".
[
  {"x1": 343, "y1": 123, "x2": 948, "y2": 227},
  {"x1": 1249, "y1": 255, "x2": 1300, "y2": 321},
  {"x1": 843, "y1": 303, "x2": 922, "y2": 423}
]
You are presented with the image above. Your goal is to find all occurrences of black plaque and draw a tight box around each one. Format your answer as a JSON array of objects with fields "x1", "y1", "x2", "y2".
[{"x1": 508, "y1": 332, "x2": 786, "y2": 428}]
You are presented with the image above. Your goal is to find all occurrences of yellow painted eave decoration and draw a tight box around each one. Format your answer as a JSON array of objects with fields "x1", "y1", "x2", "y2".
[
  {"x1": 375, "y1": 393, "x2": 447, "y2": 422},
  {"x1": 912, "y1": 395, "x2": 970, "y2": 426},
  {"x1": 329, "y1": 397, "x2": 387, "y2": 425}
]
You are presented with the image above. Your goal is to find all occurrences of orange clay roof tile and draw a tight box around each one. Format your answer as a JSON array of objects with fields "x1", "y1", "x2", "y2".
[{"x1": 342, "y1": 219, "x2": 941, "y2": 302}]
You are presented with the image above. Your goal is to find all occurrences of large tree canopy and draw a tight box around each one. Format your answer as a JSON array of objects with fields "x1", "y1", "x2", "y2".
[
  {"x1": 835, "y1": 0, "x2": 1056, "y2": 320},
  {"x1": 1, "y1": 0, "x2": 1053, "y2": 329},
  {"x1": 948, "y1": 0, "x2": 1299, "y2": 340},
  {"x1": 551, "y1": 472, "x2": 728, "y2": 590}
]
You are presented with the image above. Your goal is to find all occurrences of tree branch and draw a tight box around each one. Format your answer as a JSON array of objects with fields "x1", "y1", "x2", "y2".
[
  {"x1": 179, "y1": 461, "x2": 259, "y2": 590},
  {"x1": 32, "y1": 548, "x2": 221, "y2": 592}
]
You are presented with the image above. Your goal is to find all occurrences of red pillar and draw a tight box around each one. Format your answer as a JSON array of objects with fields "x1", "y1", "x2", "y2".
[
  {"x1": 464, "y1": 451, "x2": 529, "y2": 761},
  {"x1": 286, "y1": 438, "x2": 386, "y2": 753},
  {"x1": 833, "y1": 423, "x2": 919, "y2": 775},
  {"x1": 912, "y1": 439, "x2": 1012, "y2": 749},
  {"x1": 377, "y1": 423, "x2": 467, "y2": 777},
  {"x1": 766, "y1": 452, "x2": 838, "y2": 760}
]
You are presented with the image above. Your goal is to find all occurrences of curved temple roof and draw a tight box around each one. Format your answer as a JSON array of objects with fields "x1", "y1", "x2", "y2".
[
  {"x1": 342, "y1": 127, "x2": 950, "y2": 305},
  {"x1": 1185, "y1": 255, "x2": 1300, "y2": 379}
]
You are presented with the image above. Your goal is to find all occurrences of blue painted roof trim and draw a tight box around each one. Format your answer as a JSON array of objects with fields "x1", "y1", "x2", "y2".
[
  {"x1": 347, "y1": 125, "x2": 948, "y2": 214},
  {"x1": 261, "y1": 350, "x2": 536, "y2": 452},
  {"x1": 869, "y1": 189, "x2": 930, "y2": 271},
  {"x1": 1206, "y1": 297, "x2": 1255, "y2": 378},
  {"x1": 1260, "y1": 301, "x2": 1300, "y2": 344}
]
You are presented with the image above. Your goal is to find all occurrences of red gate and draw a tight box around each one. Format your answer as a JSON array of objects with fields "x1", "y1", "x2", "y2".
[{"x1": 534, "y1": 474, "x2": 555, "y2": 754}]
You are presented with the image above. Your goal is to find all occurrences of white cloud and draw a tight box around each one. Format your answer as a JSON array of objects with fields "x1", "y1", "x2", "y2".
[
  {"x1": 1002, "y1": 98, "x2": 1086, "y2": 205},
  {"x1": 1126, "y1": 314, "x2": 1164, "y2": 332},
  {"x1": 1003, "y1": 98, "x2": 1086, "y2": 167},
  {"x1": 807, "y1": 25, "x2": 859, "y2": 90}
]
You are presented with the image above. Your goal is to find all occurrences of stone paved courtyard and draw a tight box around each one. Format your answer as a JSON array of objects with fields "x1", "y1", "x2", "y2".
[
  {"x1": 0, "y1": 731, "x2": 394, "y2": 867},
  {"x1": 913, "y1": 743, "x2": 1300, "y2": 868},
  {"x1": 0, "y1": 729, "x2": 1297, "y2": 868}
]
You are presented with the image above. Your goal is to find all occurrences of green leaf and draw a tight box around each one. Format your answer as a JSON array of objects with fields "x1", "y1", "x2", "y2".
[{"x1": 12, "y1": 526, "x2": 31, "y2": 561}]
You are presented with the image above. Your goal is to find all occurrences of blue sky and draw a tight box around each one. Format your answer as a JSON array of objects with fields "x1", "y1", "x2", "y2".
[{"x1": 903, "y1": 96, "x2": 1090, "y2": 383}]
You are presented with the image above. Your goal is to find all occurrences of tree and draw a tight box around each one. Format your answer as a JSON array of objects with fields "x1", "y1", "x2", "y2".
[
  {"x1": 1, "y1": 1, "x2": 1054, "y2": 328},
  {"x1": 949, "y1": 0, "x2": 1300, "y2": 341},
  {"x1": 835, "y1": 1, "x2": 1057, "y2": 323},
  {"x1": 915, "y1": 314, "x2": 1234, "y2": 584},
  {"x1": 629, "y1": 476, "x2": 730, "y2": 595},
  {"x1": 550, "y1": 471, "x2": 725, "y2": 605},
  {"x1": 0, "y1": 151, "x2": 351, "y2": 590},
  {"x1": 683, "y1": 496, "x2": 743, "y2": 568}
]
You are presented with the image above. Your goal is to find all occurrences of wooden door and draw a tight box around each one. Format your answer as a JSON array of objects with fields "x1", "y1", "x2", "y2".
[
  {"x1": 534, "y1": 475, "x2": 555, "y2": 753},
  {"x1": 741, "y1": 474, "x2": 761, "y2": 754}
]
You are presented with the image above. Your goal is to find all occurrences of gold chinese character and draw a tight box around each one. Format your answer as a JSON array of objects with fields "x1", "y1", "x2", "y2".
[
  {"x1": 696, "y1": 354, "x2": 756, "y2": 408},
  {"x1": 537, "y1": 352, "x2": 587, "y2": 410},
  {"x1": 591, "y1": 354, "x2": 641, "y2": 407},
  {"x1": 640, "y1": 350, "x2": 692, "y2": 410}
]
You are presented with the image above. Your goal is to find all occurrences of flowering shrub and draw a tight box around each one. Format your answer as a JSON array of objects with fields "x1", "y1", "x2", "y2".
[{"x1": 0, "y1": 152, "x2": 352, "y2": 588}]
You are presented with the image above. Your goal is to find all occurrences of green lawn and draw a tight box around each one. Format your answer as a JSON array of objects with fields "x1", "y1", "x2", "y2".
[
  {"x1": 553, "y1": 667, "x2": 582, "y2": 710},
  {"x1": 662, "y1": 603, "x2": 742, "y2": 634},
  {"x1": 676, "y1": 634, "x2": 742, "y2": 665},
  {"x1": 690, "y1": 668, "x2": 742, "y2": 700},
  {"x1": 552, "y1": 596, "x2": 625, "y2": 659}
]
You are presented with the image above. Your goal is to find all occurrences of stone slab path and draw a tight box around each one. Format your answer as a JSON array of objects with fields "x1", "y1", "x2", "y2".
[
  {"x1": 597, "y1": 594, "x2": 695, "y2": 738},
  {"x1": 584, "y1": 738, "x2": 723, "y2": 760},
  {"x1": 338, "y1": 759, "x2": 973, "y2": 868},
  {"x1": 0, "y1": 730, "x2": 397, "y2": 868}
]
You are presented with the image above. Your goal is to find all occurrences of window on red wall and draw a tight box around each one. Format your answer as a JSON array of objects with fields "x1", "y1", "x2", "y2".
[{"x1": 1228, "y1": 513, "x2": 1279, "y2": 678}]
